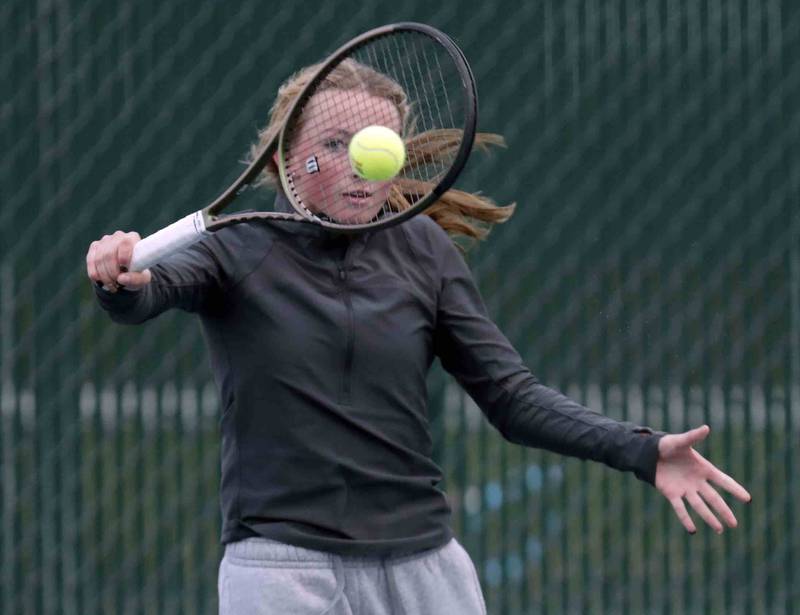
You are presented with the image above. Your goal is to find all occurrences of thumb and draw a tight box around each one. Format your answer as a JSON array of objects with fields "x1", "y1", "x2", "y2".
[
  {"x1": 675, "y1": 424, "x2": 710, "y2": 448},
  {"x1": 658, "y1": 424, "x2": 710, "y2": 458},
  {"x1": 117, "y1": 269, "x2": 152, "y2": 289}
]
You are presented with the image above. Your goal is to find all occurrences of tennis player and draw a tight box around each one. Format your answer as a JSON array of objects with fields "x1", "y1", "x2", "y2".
[{"x1": 87, "y1": 60, "x2": 751, "y2": 615}]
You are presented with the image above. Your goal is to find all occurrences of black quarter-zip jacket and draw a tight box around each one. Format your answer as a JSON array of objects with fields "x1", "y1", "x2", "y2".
[{"x1": 95, "y1": 193, "x2": 665, "y2": 557}]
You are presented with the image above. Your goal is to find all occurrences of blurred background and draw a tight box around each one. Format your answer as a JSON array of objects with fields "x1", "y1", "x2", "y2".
[{"x1": 2, "y1": 1, "x2": 798, "y2": 613}]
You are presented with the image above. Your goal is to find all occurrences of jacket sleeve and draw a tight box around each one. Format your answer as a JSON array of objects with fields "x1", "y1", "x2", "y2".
[
  {"x1": 93, "y1": 236, "x2": 227, "y2": 325},
  {"x1": 432, "y1": 233, "x2": 665, "y2": 486}
]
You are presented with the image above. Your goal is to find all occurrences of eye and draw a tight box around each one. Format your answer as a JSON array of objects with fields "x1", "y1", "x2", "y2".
[{"x1": 323, "y1": 138, "x2": 347, "y2": 152}]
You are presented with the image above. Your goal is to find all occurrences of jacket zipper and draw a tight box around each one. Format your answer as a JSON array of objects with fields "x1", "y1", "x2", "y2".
[{"x1": 338, "y1": 244, "x2": 355, "y2": 405}]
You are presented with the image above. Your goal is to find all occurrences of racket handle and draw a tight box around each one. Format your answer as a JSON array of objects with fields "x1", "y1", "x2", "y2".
[{"x1": 130, "y1": 211, "x2": 210, "y2": 272}]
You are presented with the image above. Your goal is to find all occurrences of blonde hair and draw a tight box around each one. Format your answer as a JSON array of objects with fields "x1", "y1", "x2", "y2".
[{"x1": 250, "y1": 58, "x2": 515, "y2": 248}]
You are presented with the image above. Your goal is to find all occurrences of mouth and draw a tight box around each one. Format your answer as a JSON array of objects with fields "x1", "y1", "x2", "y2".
[{"x1": 342, "y1": 190, "x2": 373, "y2": 205}]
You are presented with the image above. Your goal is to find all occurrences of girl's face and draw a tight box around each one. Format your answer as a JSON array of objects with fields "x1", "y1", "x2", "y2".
[{"x1": 284, "y1": 89, "x2": 403, "y2": 225}]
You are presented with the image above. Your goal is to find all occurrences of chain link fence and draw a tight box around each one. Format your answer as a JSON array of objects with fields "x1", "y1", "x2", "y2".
[{"x1": 2, "y1": 1, "x2": 798, "y2": 613}]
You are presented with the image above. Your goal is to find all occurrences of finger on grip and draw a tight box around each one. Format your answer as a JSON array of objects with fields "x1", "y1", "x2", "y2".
[{"x1": 117, "y1": 238, "x2": 138, "y2": 271}]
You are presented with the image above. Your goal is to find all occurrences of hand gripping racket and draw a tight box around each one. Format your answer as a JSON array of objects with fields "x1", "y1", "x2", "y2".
[{"x1": 128, "y1": 22, "x2": 477, "y2": 273}]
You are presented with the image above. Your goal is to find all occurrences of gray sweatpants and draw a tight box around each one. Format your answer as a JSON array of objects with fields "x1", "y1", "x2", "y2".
[{"x1": 217, "y1": 536, "x2": 487, "y2": 614}]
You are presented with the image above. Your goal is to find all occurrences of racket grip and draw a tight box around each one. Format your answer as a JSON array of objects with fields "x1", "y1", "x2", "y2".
[{"x1": 130, "y1": 211, "x2": 210, "y2": 272}]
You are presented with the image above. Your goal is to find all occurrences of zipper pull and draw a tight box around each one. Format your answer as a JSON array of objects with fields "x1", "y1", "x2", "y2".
[{"x1": 338, "y1": 267, "x2": 347, "y2": 281}]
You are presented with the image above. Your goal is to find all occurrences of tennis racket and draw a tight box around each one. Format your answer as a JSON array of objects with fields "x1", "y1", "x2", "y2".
[{"x1": 127, "y1": 21, "x2": 477, "y2": 273}]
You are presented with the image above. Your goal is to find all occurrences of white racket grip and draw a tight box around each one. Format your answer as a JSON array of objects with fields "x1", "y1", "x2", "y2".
[{"x1": 130, "y1": 211, "x2": 210, "y2": 272}]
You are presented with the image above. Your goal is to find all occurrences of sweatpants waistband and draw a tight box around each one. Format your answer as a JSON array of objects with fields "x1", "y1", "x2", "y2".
[{"x1": 224, "y1": 537, "x2": 451, "y2": 568}]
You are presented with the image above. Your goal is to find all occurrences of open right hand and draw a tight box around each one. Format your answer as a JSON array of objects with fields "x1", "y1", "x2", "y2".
[{"x1": 86, "y1": 230, "x2": 152, "y2": 293}]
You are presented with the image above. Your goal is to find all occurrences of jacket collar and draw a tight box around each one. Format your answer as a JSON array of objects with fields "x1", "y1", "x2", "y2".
[
  {"x1": 272, "y1": 191, "x2": 326, "y2": 238},
  {"x1": 272, "y1": 191, "x2": 373, "y2": 249}
]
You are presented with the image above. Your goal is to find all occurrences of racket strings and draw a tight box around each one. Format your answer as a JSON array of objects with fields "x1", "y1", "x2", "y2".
[{"x1": 281, "y1": 30, "x2": 467, "y2": 226}]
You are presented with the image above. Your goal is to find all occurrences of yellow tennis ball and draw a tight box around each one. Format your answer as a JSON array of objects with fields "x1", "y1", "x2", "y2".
[{"x1": 348, "y1": 125, "x2": 406, "y2": 181}]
